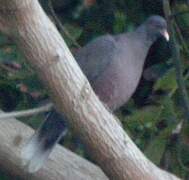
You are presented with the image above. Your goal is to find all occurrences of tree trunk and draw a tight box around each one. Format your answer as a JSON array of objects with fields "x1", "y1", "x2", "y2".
[{"x1": 0, "y1": 0, "x2": 180, "y2": 179}]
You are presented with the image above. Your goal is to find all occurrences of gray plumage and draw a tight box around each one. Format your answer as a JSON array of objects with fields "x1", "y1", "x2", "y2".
[
  {"x1": 76, "y1": 15, "x2": 168, "y2": 110},
  {"x1": 21, "y1": 15, "x2": 169, "y2": 172}
]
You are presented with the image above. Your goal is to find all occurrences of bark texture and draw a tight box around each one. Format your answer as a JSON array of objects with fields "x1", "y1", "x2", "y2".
[
  {"x1": 0, "y1": 0, "x2": 180, "y2": 179},
  {"x1": 0, "y1": 111, "x2": 108, "y2": 180}
]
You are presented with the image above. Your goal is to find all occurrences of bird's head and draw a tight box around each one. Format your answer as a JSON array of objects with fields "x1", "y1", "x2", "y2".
[{"x1": 144, "y1": 15, "x2": 169, "y2": 42}]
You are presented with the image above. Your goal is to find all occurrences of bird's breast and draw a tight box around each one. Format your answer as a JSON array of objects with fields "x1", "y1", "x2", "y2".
[{"x1": 92, "y1": 57, "x2": 144, "y2": 111}]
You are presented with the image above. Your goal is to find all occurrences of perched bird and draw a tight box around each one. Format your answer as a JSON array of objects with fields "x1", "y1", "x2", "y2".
[{"x1": 21, "y1": 15, "x2": 169, "y2": 172}]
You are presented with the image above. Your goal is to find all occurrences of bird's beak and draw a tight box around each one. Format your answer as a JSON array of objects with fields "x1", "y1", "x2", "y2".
[{"x1": 161, "y1": 30, "x2": 169, "y2": 41}]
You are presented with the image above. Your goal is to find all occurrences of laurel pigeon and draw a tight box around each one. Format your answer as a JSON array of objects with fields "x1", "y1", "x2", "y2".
[{"x1": 21, "y1": 15, "x2": 169, "y2": 172}]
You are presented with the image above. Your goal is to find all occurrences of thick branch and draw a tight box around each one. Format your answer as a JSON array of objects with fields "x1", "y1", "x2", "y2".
[
  {"x1": 0, "y1": 111, "x2": 108, "y2": 180},
  {"x1": 0, "y1": 0, "x2": 180, "y2": 179}
]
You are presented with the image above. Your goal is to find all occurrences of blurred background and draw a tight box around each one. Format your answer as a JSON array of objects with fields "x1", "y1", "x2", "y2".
[{"x1": 0, "y1": 0, "x2": 189, "y2": 179}]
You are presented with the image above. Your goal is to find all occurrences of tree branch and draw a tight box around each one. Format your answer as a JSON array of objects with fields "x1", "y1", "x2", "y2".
[
  {"x1": 0, "y1": 110, "x2": 108, "y2": 180},
  {"x1": 0, "y1": 103, "x2": 53, "y2": 119},
  {"x1": 47, "y1": 0, "x2": 81, "y2": 48}
]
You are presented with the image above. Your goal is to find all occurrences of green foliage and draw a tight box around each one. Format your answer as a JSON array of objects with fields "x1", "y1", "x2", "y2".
[
  {"x1": 144, "y1": 128, "x2": 169, "y2": 165},
  {"x1": 113, "y1": 10, "x2": 127, "y2": 33},
  {"x1": 62, "y1": 23, "x2": 82, "y2": 46},
  {"x1": 154, "y1": 68, "x2": 177, "y2": 92}
]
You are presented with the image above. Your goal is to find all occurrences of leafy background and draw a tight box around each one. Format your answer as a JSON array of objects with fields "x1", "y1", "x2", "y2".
[{"x1": 0, "y1": 0, "x2": 189, "y2": 179}]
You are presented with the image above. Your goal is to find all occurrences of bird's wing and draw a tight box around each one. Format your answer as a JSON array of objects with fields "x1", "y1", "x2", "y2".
[{"x1": 74, "y1": 34, "x2": 117, "y2": 82}]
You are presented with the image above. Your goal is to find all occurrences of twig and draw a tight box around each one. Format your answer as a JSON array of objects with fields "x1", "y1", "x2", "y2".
[
  {"x1": 160, "y1": 120, "x2": 183, "y2": 170},
  {"x1": 0, "y1": 62, "x2": 16, "y2": 73},
  {"x1": 170, "y1": 10, "x2": 189, "y2": 18},
  {"x1": 163, "y1": 0, "x2": 189, "y2": 121},
  {"x1": 48, "y1": 0, "x2": 81, "y2": 48},
  {"x1": 0, "y1": 103, "x2": 53, "y2": 119},
  {"x1": 172, "y1": 121, "x2": 189, "y2": 173},
  {"x1": 0, "y1": 42, "x2": 13, "y2": 48},
  {"x1": 163, "y1": 0, "x2": 189, "y2": 173},
  {"x1": 168, "y1": 71, "x2": 189, "y2": 99},
  {"x1": 174, "y1": 21, "x2": 189, "y2": 55}
]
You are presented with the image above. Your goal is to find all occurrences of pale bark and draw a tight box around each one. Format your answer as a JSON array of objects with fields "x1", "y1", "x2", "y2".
[
  {"x1": 0, "y1": 111, "x2": 108, "y2": 180},
  {"x1": 0, "y1": 0, "x2": 180, "y2": 179},
  {"x1": 0, "y1": 103, "x2": 53, "y2": 119}
]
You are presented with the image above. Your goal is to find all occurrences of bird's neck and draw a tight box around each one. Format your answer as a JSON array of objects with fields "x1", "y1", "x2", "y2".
[{"x1": 134, "y1": 25, "x2": 157, "y2": 47}]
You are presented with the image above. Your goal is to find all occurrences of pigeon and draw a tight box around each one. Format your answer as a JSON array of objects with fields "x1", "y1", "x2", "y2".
[{"x1": 21, "y1": 15, "x2": 169, "y2": 172}]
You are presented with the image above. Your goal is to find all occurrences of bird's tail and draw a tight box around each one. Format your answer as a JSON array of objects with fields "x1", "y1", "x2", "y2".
[{"x1": 21, "y1": 110, "x2": 68, "y2": 173}]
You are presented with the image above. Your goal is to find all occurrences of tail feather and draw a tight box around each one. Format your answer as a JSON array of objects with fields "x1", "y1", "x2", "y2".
[
  {"x1": 21, "y1": 133, "x2": 41, "y2": 167},
  {"x1": 27, "y1": 146, "x2": 51, "y2": 173},
  {"x1": 21, "y1": 110, "x2": 68, "y2": 173}
]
